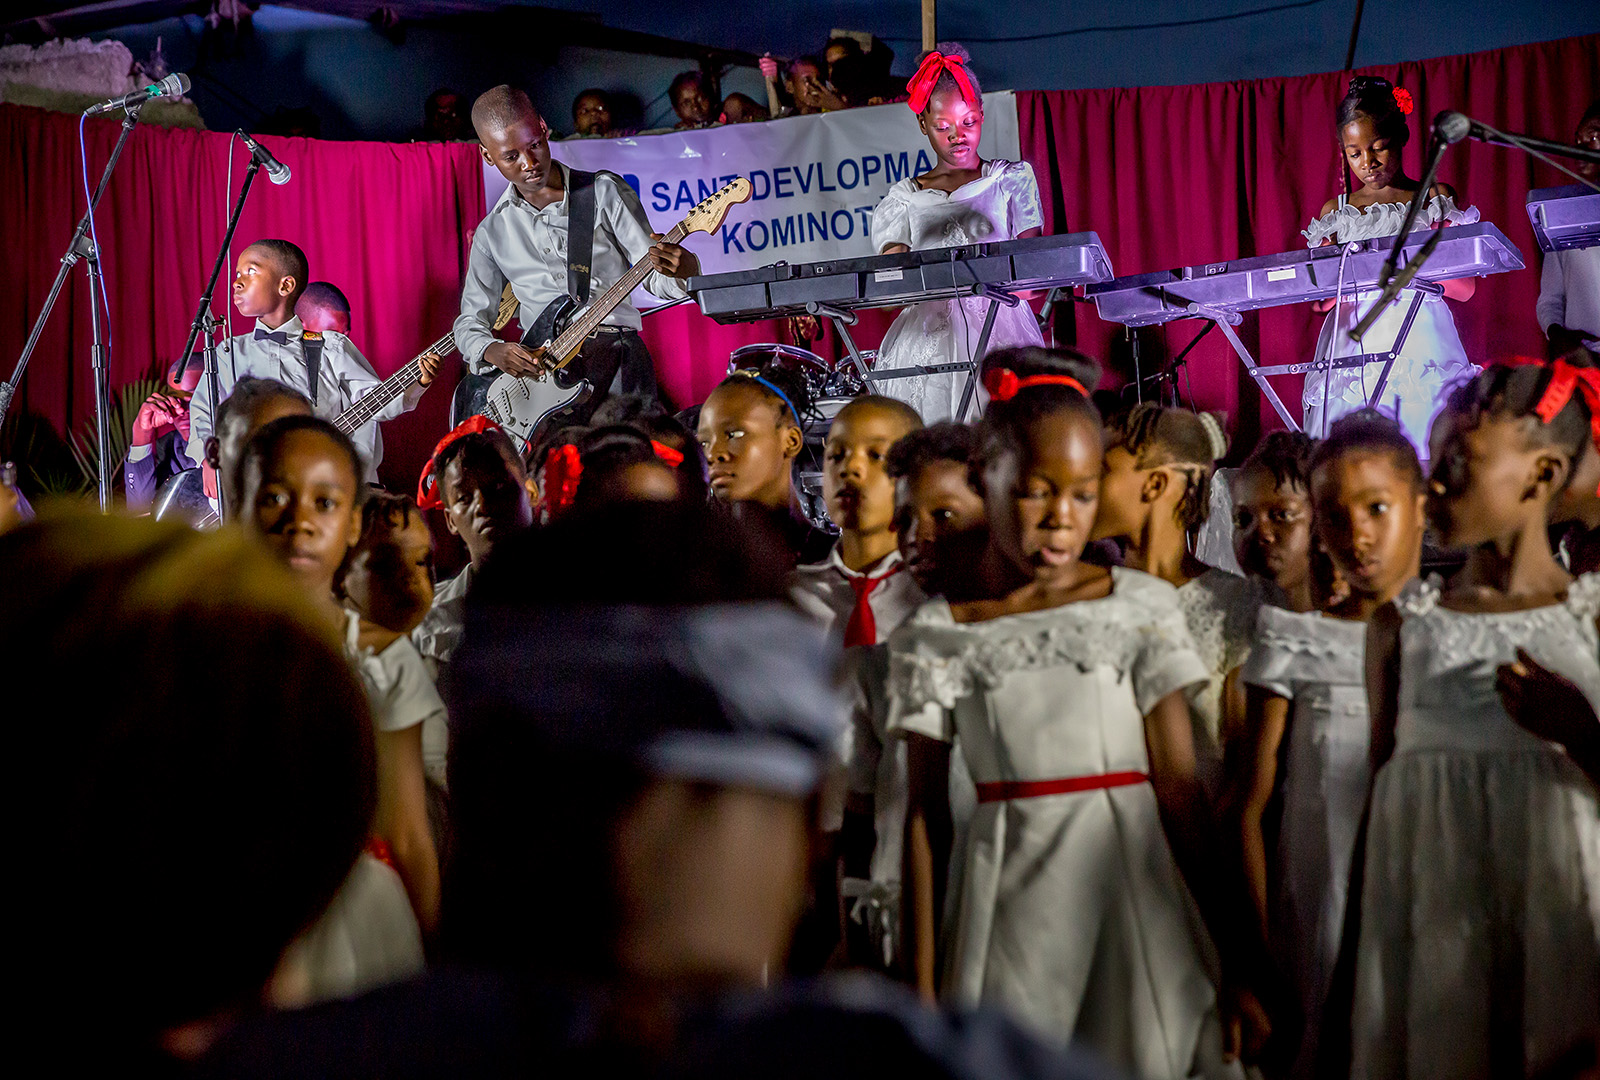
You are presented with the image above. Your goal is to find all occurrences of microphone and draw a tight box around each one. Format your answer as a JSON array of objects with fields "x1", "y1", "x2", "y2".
[
  {"x1": 84, "y1": 73, "x2": 190, "y2": 116},
  {"x1": 238, "y1": 132, "x2": 292, "y2": 186},
  {"x1": 1433, "y1": 110, "x2": 1472, "y2": 146}
]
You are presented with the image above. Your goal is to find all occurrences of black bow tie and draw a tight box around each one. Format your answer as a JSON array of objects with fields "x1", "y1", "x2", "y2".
[{"x1": 254, "y1": 328, "x2": 290, "y2": 345}]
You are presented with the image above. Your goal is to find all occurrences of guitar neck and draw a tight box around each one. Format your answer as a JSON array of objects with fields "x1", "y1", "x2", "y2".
[
  {"x1": 334, "y1": 330, "x2": 456, "y2": 434},
  {"x1": 549, "y1": 222, "x2": 689, "y2": 366}
]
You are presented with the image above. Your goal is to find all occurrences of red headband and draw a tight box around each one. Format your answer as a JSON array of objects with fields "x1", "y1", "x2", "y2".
[
  {"x1": 1534, "y1": 358, "x2": 1600, "y2": 496},
  {"x1": 983, "y1": 368, "x2": 1089, "y2": 403},
  {"x1": 417, "y1": 414, "x2": 502, "y2": 510},
  {"x1": 540, "y1": 443, "x2": 583, "y2": 523},
  {"x1": 906, "y1": 51, "x2": 978, "y2": 113},
  {"x1": 650, "y1": 439, "x2": 685, "y2": 468}
]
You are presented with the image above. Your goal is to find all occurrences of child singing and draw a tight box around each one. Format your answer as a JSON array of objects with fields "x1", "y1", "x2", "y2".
[
  {"x1": 890, "y1": 347, "x2": 1268, "y2": 1076},
  {"x1": 870, "y1": 43, "x2": 1045, "y2": 423},
  {"x1": 1355, "y1": 364, "x2": 1600, "y2": 1077},
  {"x1": 1301, "y1": 76, "x2": 1478, "y2": 455}
]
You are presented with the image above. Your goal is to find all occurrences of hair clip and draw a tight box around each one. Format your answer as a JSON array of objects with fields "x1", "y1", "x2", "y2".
[{"x1": 982, "y1": 367, "x2": 1088, "y2": 403}]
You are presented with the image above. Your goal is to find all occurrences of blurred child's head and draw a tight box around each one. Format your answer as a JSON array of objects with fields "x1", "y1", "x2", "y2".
[
  {"x1": 592, "y1": 393, "x2": 709, "y2": 504},
  {"x1": 913, "y1": 42, "x2": 984, "y2": 171},
  {"x1": 340, "y1": 492, "x2": 435, "y2": 634},
  {"x1": 0, "y1": 516, "x2": 373, "y2": 1065},
  {"x1": 974, "y1": 347, "x2": 1104, "y2": 584},
  {"x1": 1095, "y1": 403, "x2": 1227, "y2": 543},
  {"x1": 888, "y1": 422, "x2": 987, "y2": 597},
  {"x1": 239, "y1": 415, "x2": 367, "y2": 598},
  {"x1": 571, "y1": 424, "x2": 687, "y2": 512},
  {"x1": 233, "y1": 239, "x2": 308, "y2": 321},
  {"x1": 823, "y1": 395, "x2": 922, "y2": 541},
  {"x1": 445, "y1": 502, "x2": 834, "y2": 986},
  {"x1": 1310, "y1": 411, "x2": 1426, "y2": 605},
  {"x1": 697, "y1": 365, "x2": 811, "y2": 510},
  {"x1": 209, "y1": 376, "x2": 314, "y2": 520},
  {"x1": 294, "y1": 281, "x2": 351, "y2": 335},
  {"x1": 431, "y1": 426, "x2": 532, "y2": 567},
  {"x1": 1337, "y1": 75, "x2": 1412, "y2": 192},
  {"x1": 1428, "y1": 363, "x2": 1591, "y2": 549},
  {"x1": 1550, "y1": 350, "x2": 1600, "y2": 526},
  {"x1": 1232, "y1": 431, "x2": 1316, "y2": 601}
]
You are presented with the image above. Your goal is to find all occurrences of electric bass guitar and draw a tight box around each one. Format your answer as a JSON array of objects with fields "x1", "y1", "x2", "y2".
[
  {"x1": 160, "y1": 285, "x2": 521, "y2": 527},
  {"x1": 456, "y1": 176, "x2": 753, "y2": 451}
]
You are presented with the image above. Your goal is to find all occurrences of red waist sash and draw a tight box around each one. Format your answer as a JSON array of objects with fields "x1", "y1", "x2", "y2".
[{"x1": 974, "y1": 770, "x2": 1149, "y2": 804}]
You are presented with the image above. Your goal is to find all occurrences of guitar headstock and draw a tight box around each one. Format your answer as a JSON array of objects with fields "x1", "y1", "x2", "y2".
[
  {"x1": 493, "y1": 283, "x2": 519, "y2": 331},
  {"x1": 682, "y1": 177, "x2": 753, "y2": 237}
]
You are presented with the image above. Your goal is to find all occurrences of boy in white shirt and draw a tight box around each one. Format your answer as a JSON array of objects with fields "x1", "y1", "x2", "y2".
[{"x1": 187, "y1": 239, "x2": 439, "y2": 489}]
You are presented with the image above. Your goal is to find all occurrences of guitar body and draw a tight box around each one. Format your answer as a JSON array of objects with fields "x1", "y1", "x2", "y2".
[{"x1": 454, "y1": 294, "x2": 596, "y2": 449}]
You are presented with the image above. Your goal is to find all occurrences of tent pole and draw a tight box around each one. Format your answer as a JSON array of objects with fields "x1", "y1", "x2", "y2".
[
  {"x1": 1343, "y1": 0, "x2": 1367, "y2": 71},
  {"x1": 922, "y1": 0, "x2": 936, "y2": 52}
]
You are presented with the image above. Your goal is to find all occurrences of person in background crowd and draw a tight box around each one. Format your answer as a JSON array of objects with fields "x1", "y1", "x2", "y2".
[
  {"x1": 208, "y1": 376, "x2": 313, "y2": 523},
  {"x1": 760, "y1": 54, "x2": 829, "y2": 118},
  {"x1": 720, "y1": 92, "x2": 769, "y2": 123},
  {"x1": 295, "y1": 281, "x2": 352, "y2": 336},
  {"x1": 125, "y1": 352, "x2": 203, "y2": 511},
  {"x1": 669, "y1": 69, "x2": 720, "y2": 130},
  {"x1": 416, "y1": 88, "x2": 469, "y2": 142},
  {"x1": 1538, "y1": 99, "x2": 1600, "y2": 361},
  {"x1": 1, "y1": 515, "x2": 378, "y2": 1069},
  {"x1": 824, "y1": 34, "x2": 863, "y2": 83},
  {"x1": 569, "y1": 88, "x2": 616, "y2": 138}
]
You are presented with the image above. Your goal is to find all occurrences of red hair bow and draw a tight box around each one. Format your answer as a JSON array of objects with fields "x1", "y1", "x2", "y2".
[
  {"x1": 983, "y1": 367, "x2": 1088, "y2": 403},
  {"x1": 1392, "y1": 87, "x2": 1414, "y2": 115},
  {"x1": 540, "y1": 443, "x2": 583, "y2": 522},
  {"x1": 906, "y1": 50, "x2": 978, "y2": 113},
  {"x1": 1535, "y1": 358, "x2": 1600, "y2": 441},
  {"x1": 650, "y1": 439, "x2": 685, "y2": 468},
  {"x1": 417, "y1": 414, "x2": 502, "y2": 511}
]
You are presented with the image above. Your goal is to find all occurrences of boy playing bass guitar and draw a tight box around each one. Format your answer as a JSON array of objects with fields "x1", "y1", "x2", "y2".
[{"x1": 455, "y1": 85, "x2": 700, "y2": 422}]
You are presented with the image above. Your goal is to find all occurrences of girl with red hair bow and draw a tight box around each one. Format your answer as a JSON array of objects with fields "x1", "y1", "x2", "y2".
[{"x1": 869, "y1": 42, "x2": 1047, "y2": 424}]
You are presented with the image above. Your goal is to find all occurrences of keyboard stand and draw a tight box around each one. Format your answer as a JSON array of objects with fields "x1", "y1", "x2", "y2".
[
  {"x1": 809, "y1": 284, "x2": 1021, "y2": 422},
  {"x1": 1252, "y1": 281, "x2": 1441, "y2": 433},
  {"x1": 1187, "y1": 303, "x2": 1301, "y2": 431}
]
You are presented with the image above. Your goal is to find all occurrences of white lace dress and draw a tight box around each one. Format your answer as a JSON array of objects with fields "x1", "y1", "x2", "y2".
[
  {"x1": 1300, "y1": 194, "x2": 1480, "y2": 452},
  {"x1": 887, "y1": 568, "x2": 1230, "y2": 1079},
  {"x1": 1177, "y1": 567, "x2": 1263, "y2": 748},
  {"x1": 1352, "y1": 577, "x2": 1600, "y2": 1080},
  {"x1": 1240, "y1": 606, "x2": 1369, "y2": 1080},
  {"x1": 869, "y1": 159, "x2": 1046, "y2": 423}
]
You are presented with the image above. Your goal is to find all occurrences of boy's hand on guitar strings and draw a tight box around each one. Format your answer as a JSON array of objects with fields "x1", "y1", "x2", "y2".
[
  {"x1": 418, "y1": 351, "x2": 442, "y2": 387},
  {"x1": 483, "y1": 341, "x2": 547, "y2": 379},
  {"x1": 648, "y1": 232, "x2": 701, "y2": 279}
]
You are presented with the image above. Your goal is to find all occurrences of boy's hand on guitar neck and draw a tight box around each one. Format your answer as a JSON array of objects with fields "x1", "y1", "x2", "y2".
[
  {"x1": 648, "y1": 232, "x2": 701, "y2": 278},
  {"x1": 418, "y1": 350, "x2": 443, "y2": 386}
]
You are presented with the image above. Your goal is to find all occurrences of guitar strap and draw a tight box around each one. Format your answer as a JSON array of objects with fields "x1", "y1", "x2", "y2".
[
  {"x1": 567, "y1": 168, "x2": 597, "y2": 308},
  {"x1": 301, "y1": 331, "x2": 324, "y2": 407}
]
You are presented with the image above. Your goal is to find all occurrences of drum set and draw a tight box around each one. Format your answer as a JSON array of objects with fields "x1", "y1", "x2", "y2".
[{"x1": 726, "y1": 342, "x2": 875, "y2": 531}]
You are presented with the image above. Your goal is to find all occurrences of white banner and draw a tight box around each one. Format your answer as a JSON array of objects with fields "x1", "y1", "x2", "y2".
[{"x1": 482, "y1": 92, "x2": 1021, "y2": 300}]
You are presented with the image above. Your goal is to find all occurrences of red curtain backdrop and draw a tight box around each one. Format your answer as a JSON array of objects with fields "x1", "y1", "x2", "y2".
[
  {"x1": 4, "y1": 32, "x2": 1597, "y2": 488},
  {"x1": 0, "y1": 108, "x2": 485, "y2": 491},
  {"x1": 1021, "y1": 33, "x2": 1600, "y2": 444}
]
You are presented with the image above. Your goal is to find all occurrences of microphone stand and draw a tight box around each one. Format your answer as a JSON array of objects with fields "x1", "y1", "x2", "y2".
[
  {"x1": 1, "y1": 102, "x2": 147, "y2": 511},
  {"x1": 179, "y1": 150, "x2": 264, "y2": 524}
]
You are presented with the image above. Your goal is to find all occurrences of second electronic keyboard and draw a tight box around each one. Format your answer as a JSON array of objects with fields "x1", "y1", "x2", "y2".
[
  {"x1": 1526, "y1": 184, "x2": 1600, "y2": 253},
  {"x1": 1084, "y1": 222, "x2": 1523, "y2": 327},
  {"x1": 687, "y1": 232, "x2": 1114, "y2": 322}
]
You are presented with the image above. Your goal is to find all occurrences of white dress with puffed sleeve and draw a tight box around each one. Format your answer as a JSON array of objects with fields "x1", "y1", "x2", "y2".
[
  {"x1": 1300, "y1": 194, "x2": 1479, "y2": 454},
  {"x1": 1351, "y1": 576, "x2": 1600, "y2": 1080},
  {"x1": 886, "y1": 567, "x2": 1235, "y2": 1080},
  {"x1": 869, "y1": 159, "x2": 1046, "y2": 423}
]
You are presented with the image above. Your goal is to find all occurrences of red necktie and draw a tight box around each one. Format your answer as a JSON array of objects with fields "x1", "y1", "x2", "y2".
[{"x1": 843, "y1": 564, "x2": 902, "y2": 648}]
